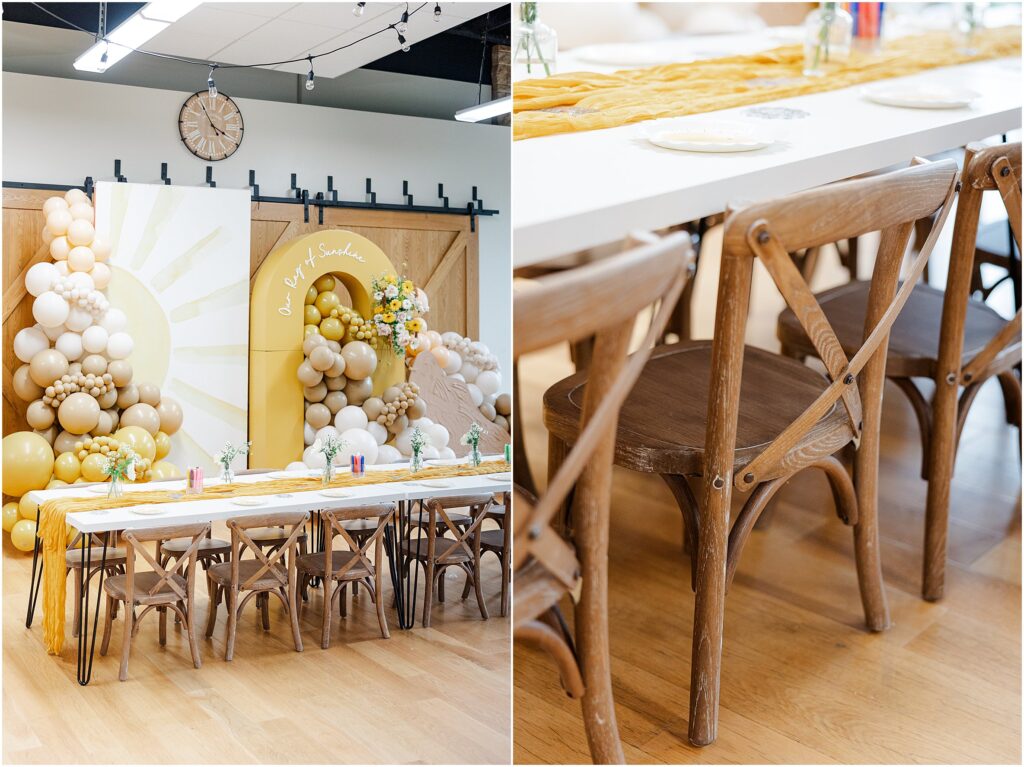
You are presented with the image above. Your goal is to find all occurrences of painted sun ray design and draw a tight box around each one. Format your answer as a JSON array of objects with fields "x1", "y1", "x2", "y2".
[
  {"x1": 170, "y1": 377, "x2": 247, "y2": 431},
  {"x1": 173, "y1": 344, "x2": 249, "y2": 363},
  {"x1": 172, "y1": 427, "x2": 216, "y2": 470},
  {"x1": 129, "y1": 187, "x2": 186, "y2": 271},
  {"x1": 149, "y1": 227, "x2": 228, "y2": 293},
  {"x1": 168, "y1": 278, "x2": 249, "y2": 323}
]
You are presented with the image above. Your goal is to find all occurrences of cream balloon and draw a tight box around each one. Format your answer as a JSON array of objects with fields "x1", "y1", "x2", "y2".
[
  {"x1": 43, "y1": 196, "x2": 69, "y2": 217},
  {"x1": 29, "y1": 348, "x2": 69, "y2": 387},
  {"x1": 430, "y1": 346, "x2": 451, "y2": 369},
  {"x1": 107, "y1": 360, "x2": 132, "y2": 386},
  {"x1": 68, "y1": 202, "x2": 94, "y2": 221},
  {"x1": 155, "y1": 397, "x2": 183, "y2": 435},
  {"x1": 25, "y1": 261, "x2": 58, "y2": 297},
  {"x1": 14, "y1": 327, "x2": 50, "y2": 363},
  {"x1": 106, "y1": 332, "x2": 133, "y2": 360},
  {"x1": 100, "y1": 308, "x2": 127, "y2": 334},
  {"x1": 439, "y1": 447, "x2": 456, "y2": 460},
  {"x1": 121, "y1": 403, "x2": 161, "y2": 435},
  {"x1": 395, "y1": 427, "x2": 415, "y2": 456},
  {"x1": 366, "y1": 422, "x2": 388, "y2": 446},
  {"x1": 90, "y1": 237, "x2": 111, "y2": 262},
  {"x1": 64, "y1": 188, "x2": 88, "y2": 206},
  {"x1": 81, "y1": 325, "x2": 108, "y2": 355},
  {"x1": 286, "y1": 461, "x2": 307, "y2": 472},
  {"x1": 376, "y1": 444, "x2": 403, "y2": 465},
  {"x1": 334, "y1": 405, "x2": 368, "y2": 433},
  {"x1": 442, "y1": 350, "x2": 462, "y2": 375},
  {"x1": 66, "y1": 219, "x2": 95, "y2": 247},
  {"x1": 26, "y1": 400, "x2": 56, "y2": 430},
  {"x1": 302, "y1": 445, "x2": 327, "y2": 469},
  {"x1": 64, "y1": 307, "x2": 93, "y2": 333},
  {"x1": 89, "y1": 262, "x2": 112, "y2": 290},
  {"x1": 426, "y1": 424, "x2": 450, "y2": 449},
  {"x1": 339, "y1": 428, "x2": 379, "y2": 465},
  {"x1": 46, "y1": 209, "x2": 72, "y2": 237},
  {"x1": 137, "y1": 382, "x2": 161, "y2": 407},
  {"x1": 475, "y1": 370, "x2": 501, "y2": 396},
  {"x1": 459, "y1": 362, "x2": 480, "y2": 384},
  {"x1": 304, "y1": 422, "x2": 316, "y2": 446},
  {"x1": 32, "y1": 291, "x2": 69, "y2": 328},
  {"x1": 54, "y1": 261, "x2": 70, "y2": 277},
  {"x1": 58, "y1": 392, "x2": 100, "y2": 434},
  {"x1": 49, "y1": 236, "x2": 71, "y2": 262},
  {"x1": 340, "y1": 341, "x2": 377, "y2": 380},
  {"x1": 421, "y1": 445, "x2": 440, "y2": 460},
  {"x1": 67, "y1": 246, "x2": 95, "y2": 273},
  {"x1": 465, "y1": 383, "x2": 484, "y2": 407},
  {"x1": 38, "y1": 322, "x2": 64, "y2": 342}
]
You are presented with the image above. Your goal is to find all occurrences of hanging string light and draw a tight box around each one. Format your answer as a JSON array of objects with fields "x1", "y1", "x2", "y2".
[
  {"x1": 352, "y1": 2, "x2": 366, "y2": 17},
  {"x1": 397, "y1": 4, "x2": 410, "y2": 34},
  {"x1": 207, "y1": 65, "x2": 217, "y2": 98},
  {"x1": 396, "y1": 29, "x2": 411, "y2": 53},
  {"x1": 434, "y1": 3, "x2": 442, "y2": 22},
  {"x1": 305, "y1": 56, "x2": 315, "y2": 91}
]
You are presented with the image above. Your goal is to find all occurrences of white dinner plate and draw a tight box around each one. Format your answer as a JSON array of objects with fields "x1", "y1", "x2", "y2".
[
  {"x1": 86, "y1": 484, "x2": 111, "y2": 494},
  {"x1": 426, "y1": 457, "x2": 466, "y2": 467},
  {"x1": 414, "y1": 480, "x2": 453, "y2": 488},
  {"x1": 862, "y1": 84, "x2": 978, "y2": 109},
  {"x1": 129, "y1": 506, "x2": 166, "y2": 515},
  {"x1": 230, "y1": 497, "x2": 267, "y2": 507},
  {"x1": 320, "y1": 489, "x2": 352, "y2": 498},
  {"x1": 484, "y1": 473, "x2": 512, "y2": 482},
  {"x1": 642, "y1": 119, "x2": 773, "y2": 153}
]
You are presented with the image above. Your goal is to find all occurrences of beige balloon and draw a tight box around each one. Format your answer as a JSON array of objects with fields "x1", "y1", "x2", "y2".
[
  {"x1": 479, "y1": 402, "x2": 496, "y2": 421},
  {"x1": 495, "y1": 393, "x2": 511, "y2": 416},
  {"x1": 29, "y1": 349, "x2": 69, "y2": 388},
  {"x1": 58, "y1": 392, "x2": 100, "y2": 434},
  {"x1": 297, "y1": 360, "x2": 323, "y2": 387},
  {"x1": 97, "y1": 388, "x2": 118, "y2": 409},
  {"x1": 302, "y1": 334, "x2": 327, "y2": 357},
  {"x1": 341, "y1": 341, "x2": 377, "y2": 380},
  {"x1": 43, "y1": 196, "x2": 69, "y2": 217},
  {"x1": 104, "y1": 408, "x2": 120, "y2": 432},
  {"x1": 387, "y1": 414, "x2": 409, "y2": 435},
  {"x1": 406, "y1": 397, "x2": 426, "y2": 420},
  {"x1": 305, "y1": 402, "x2": 331, "y2": 429},
  {"x1": 67, "y1": 246, "x2": 95, "y2": 273},
  {"x1": 64, "y1": 188, "x2": 88, "y2": 206},
  {"x1": 107, "y1": 360, "x2": 132, "y2": 386},
  {"x1": 35, "y1": 426, "x2": 58, "y2": 446},
  {"x1": 493, "y1": 415, "x2": 509, "y2": 432},
  {"x1": 326, "y1": 353, "x2": 346, "y2": 378},
  {"x1": 93, "y1": 410, "x2": 114, "y2": 436},
  {"x1": 362, "y1": 397, "x2": 385, "y2": 421},
  {"x1": 325, "y1": 375, "x2": 346, "y2": 391},
  {"x1": 304, "y1": 382, "x2": 328, "y2": 403},
  {"x1": 26, "y1": 400, "x2": 56, "y2": 430},
  {"x1": 309, "y1": 345, "x2": 335, "y2": 372},
  {"x1": 155, "y1": 397, "x2": 183, "y2": 435},
  {"x1": 90, "y1": 237, "x2": 111, "y2": 262},
  {"x1": 117, "y1": 383, "x2": 140, "y2": 409},
  {"x1": 137, "y1": 382, "x2": 161, "y2": 407},
  {"x1": 323, "y1": 391, "x2": 347, "y2": 414},
  {"x1": 80, "y1": 353, "x2": 107, "y2": 376},
  {"x1": 54, "y1": 430, "x2": 82, "y2": 456},
  {"x1": 344, "y1": 376, "x2": 373, "y2": 406},
  {"x1": 13, "y1": 365, "x2": 44, "y2": 401},
  {"x1": 121, "y1": 402, "x2": 161, "y2": 435}
]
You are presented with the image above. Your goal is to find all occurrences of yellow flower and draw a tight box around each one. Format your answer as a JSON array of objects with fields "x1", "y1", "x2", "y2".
[
  {"x1": 382, "y1": 312, "x2": 396, "y2": 323},
  {"x1": 373, "y1": 304, "x2": 384, "y2": 316},
  {"x1": 407, "y1": 318, "x2": 424, "y2": 333},
  {"x1": 401, "y1": 280, "x2": 414, "y2": 293},
  {"x1": 385, "y1": 274, "x2": 397, "y2": 285},
  {"x1": 389, "y1": 299, "x2": 402, "y2": 311}
]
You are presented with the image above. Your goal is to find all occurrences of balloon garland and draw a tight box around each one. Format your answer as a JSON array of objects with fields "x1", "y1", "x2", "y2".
[{"x1": 3, "y1": 191, "x2": 184, "y2": 554}]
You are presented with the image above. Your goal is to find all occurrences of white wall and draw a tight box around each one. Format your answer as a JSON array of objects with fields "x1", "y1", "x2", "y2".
[{"x1": 1, "y1": 72, "x2": 511, "y2": 374}]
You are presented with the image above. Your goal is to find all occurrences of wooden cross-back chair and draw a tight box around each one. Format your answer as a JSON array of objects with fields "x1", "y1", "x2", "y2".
[
  {"x1": 67, "y1": 529, "x2": 125, "y2": 637},
  {"x1": 99, "y1": 523, "x2": 209, "y2": 681},
  {"x1": 402, "y1": 496, "x2": 494, "y2": 627},
  {"x1": 778, "y1": 142, "x2": 1021, "y2": 600},
  {"x1": 517, "y1": 231, "x2": 693, "y2": 764},
  {"x1": 475, "y1": 492, "x2": 511, "y2": 618},
  {"x1": 296, "y1": 504, "x2": 394, "y2": 647},
  {"x1": 205, "y1": 512, "x2": 308, "y2": 660},
  {"x1": 542, "y1": 159, "x2": 959, "y2": 750}
]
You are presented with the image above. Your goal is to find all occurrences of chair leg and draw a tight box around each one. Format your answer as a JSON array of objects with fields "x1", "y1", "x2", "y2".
[
  {"x1": 72, "y1": 568, "x2": 82, "y2": 638},
  {"x1": 853, "y1": 443, "x2": 892, "y2": 630},
  {"x1": 181, "y1": 603, "x2": 201, "y2": 670},
  {"x1": 321, "y1": 581, "x2": 333, "y2": 650},
  {"x1": 118, "y1": 600, "x2": 134, "y2": 681},
  {"x1": 472, "y1": 561, "x2": 489, "y2": 621},
  {"x1": 374, "y1": 564, "x2": 390, "y2": 640},
  {"x1": 260, "y1": 592, "x2": 271, "y2": 631},
  {"x1": 289, "y1": 575, "x2": 303, "y2": 653},
  {"x1": 339, "y1": 584, "x2": 347, "y2": 618},
  {"x1": 158, "y1": 606, "x2": 167, "y2": 646},
  {"x1": 225, "y1": 587, "x2": 238, "y2": 662},
  {"x1": 439, "y1": 569, "x2": 446, "y2": 603},
  {"x1": 461, "y1": 567, "x2": 472, "y2": 600},
  {"x1": 422, "y1": 559, "x2": 435, "y2": 628},
  {"x1": 923, "y1": 371, "x2": 960, "y2": 601},
  {"x1": 997, "y1": 369, "x2": 1022, "y2": 430},
  {"x1": 100, "y1": 596, "x2": 114, "y2": 656},
  {"x1": 500, "y1": 543, "x2": 510, "y2": 618},
  {"x1": 205, "y1": 584, "x2": 220, "y2": 638}
]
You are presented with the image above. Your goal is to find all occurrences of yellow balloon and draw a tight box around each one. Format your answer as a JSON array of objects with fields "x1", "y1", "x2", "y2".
[
  {"x1": 80, "y1": 453, "x2": 108, "y2": 483},
  {"x1": 305, "y1": 285, "x2": 318, "y2": 305},
  {"x1": 46, "y1": 478, "x2": 68, "y2": 490},
  {"x1": 2, "y1": 502, "x2": 20, "y2": 532},
  {"x1": 18, "y1": 494, "x2": 39, "y2": 521},
  {"x1": 304, "y1": 324, "x2": 320, "y2": 337},
  {"x1": 314, "y1": 290, "x2": 340, "y2": 316},
  {"x1": 304, "y1": 304, "x2": 322, "y2": 325},
  {"x1": 113, "y1": 426, "x2": 156, "y2": 462},
  {"x1": 154, "y1": 431, "x2": 171, "y2": 460},
  {"x1": 2, "y1": 432, "x2": 54, "y2": 496},
  {"x1": 10, "y1": 519, "x2": 38, "y2": 552},
  {"x1": 150, "y1": 461, "x2": 181, "y2": 480},
  {"x1": 319, "y1": 317, "x2": 345, "y2": 341},
  {"x1": 314, "y1": 274, "x2": 336, "y2": 292},
  {"x1": 54, "y1": 451, "x2": 82, "y2": 483}
]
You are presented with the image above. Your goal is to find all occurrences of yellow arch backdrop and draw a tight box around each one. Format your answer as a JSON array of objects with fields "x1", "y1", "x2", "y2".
[{"x1": 249, "y1": 229, "x2": 404, "y2": 468}]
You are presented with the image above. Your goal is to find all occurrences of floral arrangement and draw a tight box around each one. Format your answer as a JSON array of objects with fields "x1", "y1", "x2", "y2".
[
  {"x1": 371, "y1": 272, "x2": 427, "y2": 356},
  {"x1": 102, "y1": 444, "x2": 140, "y2": 499},
  {"x1": 214, "y1": 440, "x2": 251, "y2": 484},
  {"x1": 313, "y1": 433, "x2": 348, "y2": 485},
  {"x1": 461, "y1": 423, "x2": 485, "y2": 467},
  {"x1": 410, "y1": 426, "x2": 428, "y2": 472}
]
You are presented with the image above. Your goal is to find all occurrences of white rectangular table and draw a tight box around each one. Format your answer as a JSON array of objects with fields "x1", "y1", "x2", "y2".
[
  {"x1": 514, "y1": 56, "x2": 1023, "y2": 266},
  {"x1": 25, "y1": 461, "x2": 511, "y2": 684}
]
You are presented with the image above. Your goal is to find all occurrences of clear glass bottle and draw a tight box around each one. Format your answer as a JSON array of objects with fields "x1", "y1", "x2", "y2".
[
  {"x1": 803, "y1": 2, "x2": 853, "y2": 77},
  {"x1": 956, "y1": 2, "x2": 989, "y2": 55},
  {"x1": 515, "y1": 1, "x2": 557, "y2": 78}
]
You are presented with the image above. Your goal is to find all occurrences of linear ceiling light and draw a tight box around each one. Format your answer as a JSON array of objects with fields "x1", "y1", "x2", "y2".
[
  {"x1": 74, "y1": 1, "x2": 201, "y2": 73},
  {"x1": 454, "y1": 96, "x2": 511, "y2": 123}
]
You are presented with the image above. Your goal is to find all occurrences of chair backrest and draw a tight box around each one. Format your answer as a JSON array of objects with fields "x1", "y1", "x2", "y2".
[
  {"x1": 121, "y1": 523, "x2": 210, "y2": 601},
  {"x1": 709, "y1": 159, "x2": 959, "y2": 504},
  {"x1": 422, "y1": 496, "x2": 496, "y2": 563},
  {"x1": 322, "y1": 504, "x2": 394, "y2": 579},
  {"x1": 227, "y1": 512, "x2": 309, "y2": 590},
  {"x1": 940, "y1": 141, "x2": 1022, "y2": 385},
  {"x1": 512, "y1": 231, "x2": 694, "y2": 592}
]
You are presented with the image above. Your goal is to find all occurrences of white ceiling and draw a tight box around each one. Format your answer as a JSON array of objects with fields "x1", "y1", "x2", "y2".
[{"x1": 142, "y1": 2, "x2": 504, "y2": 79}]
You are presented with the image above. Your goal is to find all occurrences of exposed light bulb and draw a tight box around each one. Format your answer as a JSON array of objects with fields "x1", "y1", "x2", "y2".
[
  {"x1": 397, "y1": 9, "x2": 409, "y2": 34},
  {"x1": 352, "y1": 2, "x2": 365, "y2": 17},
  {"x1": 434, "y1": 3, "x2": 441, "y2": 21},
  {"x1": 207, "y1": 67, "x2": 217, "y2": 98},
  {"x1": 397, "y1": 31, "x2": 410, "y2": 52},
  {"x1": 305, "y1": 59, "x2": 315, "y2": 91}
]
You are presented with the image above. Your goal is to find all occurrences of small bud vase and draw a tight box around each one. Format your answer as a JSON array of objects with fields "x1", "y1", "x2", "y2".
[
  {"x1": 220, "y1": 464, "x2": 234, "y2": 485},
  {"x1": 322, "y1": 461, "x2": 334, "y2": 488},
  {"x1": 107, "y1": 476, "x2": 124, "y2": 500},
  {"x1": 410, "y1": 451, "x2": 424, "y2": 473},
  {"x1": 469, "y1": 446, "x2": 482, "y2": 468}
]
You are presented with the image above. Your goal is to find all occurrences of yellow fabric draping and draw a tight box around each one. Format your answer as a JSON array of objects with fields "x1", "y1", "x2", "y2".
[
  {"x1": 38, "y1": 461, "x2": 510, "y2": 654},
  {"x1": 513, "y1": 28, "x2": 1021, "y2": 140}
]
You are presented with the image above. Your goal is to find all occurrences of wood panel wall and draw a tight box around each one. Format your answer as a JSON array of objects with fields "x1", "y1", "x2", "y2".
[{"x1": 3, "y1": 187, "x2": 480, "y2": 438}]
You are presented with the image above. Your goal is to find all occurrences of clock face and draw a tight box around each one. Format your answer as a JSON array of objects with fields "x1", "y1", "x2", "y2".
[{"x1": 178, "y1": 91, "x2": 244, "y2": 161}]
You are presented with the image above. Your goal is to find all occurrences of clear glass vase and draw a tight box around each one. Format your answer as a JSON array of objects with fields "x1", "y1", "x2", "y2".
[
  {"x1": 515, "y1": 2, "x2": 557, "y2": 78},
  {"x1": 410, "y1": 451, "x2": 424, "y2": 474},
  {"x1": 322, "y1": 460, "x2": 334, "y2": 488},
  {"x1": 107, "y1": 476, "x2": 123, "y2": 500},
  {"x1": 220, "y1": 464, "x2": 234, "y2": 485},
  {"x1": 469, "y1": 446, "x2": 482, "y2": 468},
  {"x1": 803, "y1": 2, "x2": 853, "y2": 76}
]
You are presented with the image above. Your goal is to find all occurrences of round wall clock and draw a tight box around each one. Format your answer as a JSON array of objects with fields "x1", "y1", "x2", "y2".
[{"x1": 178, "y1": 91, "x2": 244, "y2": 161}]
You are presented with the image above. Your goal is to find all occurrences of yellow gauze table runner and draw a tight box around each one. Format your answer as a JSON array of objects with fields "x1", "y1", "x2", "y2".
[
  {"x1": 513, "y1": 28, "x2": 1021, "y2": 140},
  {"x1": 38, "y1": 461, "x2": 510, "y2": 655}
]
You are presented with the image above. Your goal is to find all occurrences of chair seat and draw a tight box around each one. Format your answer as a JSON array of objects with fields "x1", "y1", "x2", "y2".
[
  {"x1": 401, "y1": 536, "x2": 472, "y2": 563},
  {"x1": 247, "y1": 526, "x2": 308, "y2": 544},
  {"x1": 160, "y1": 537, "x2": 230, "y2": 556},
  {"x1": 413, "y1": 512, "x2": 472, "y2": 530},
  {"x1": 295, "y1": 550, "x2": 370, "y2": 580},
  {"x1": 66, "y1": 547, "x2": 127, "y2": 567},
  {"x1": 207, "y1": 559, "x2": 287, "y2": 590},
  {"x1": 341, "y1": 518, "x2": 380, "y2": 536},
  {"x1": 544, "y1": 341, "x2": 854, "y2": 478},
  {"x1": 778, "y1": 281, "x2": 1020, "y2": 379},
  {"x1": 478, "y1": 529, "x2": 505, "y2": 551},
  {"x1": 104, "y1": 571, "x2": 186, "y2": 604}
]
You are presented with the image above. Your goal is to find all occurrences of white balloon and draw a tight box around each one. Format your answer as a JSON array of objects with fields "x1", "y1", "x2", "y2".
[
  {"x1": 366, "y1": 422, "x2": 388, "y2": 445},
  {"x1": 439, "y1": 447, "x2": 456, "y2": 460},
  {"x1": 37, "y1": 322, "x2": 64, "y2": 341},
  {"x1": 475, "y1": 370, "x2": 501, "y2": 396},
  {"x1": 334, "y1": 405, "x2": 368, "y2": 433},
  {"x1": 303, "y1": 422, "x2": 316, "y2": 445},
  {"x1": 81, "y1": 325, "x2": 108, "y2": 354},
  {"x1": 302, "y1": 445, "x2": 327, "y2": 469},
  {"x1": 54, "y1": 261, "x2": 70, "y2": 277},
  {"x1": 441, "y1": 331, "x2": 461, "y2": 345},
  {"x1": 67, "y1": 271, "x2": 95, "y2": 293},
  {"x1": 409, "y1": 417, "x2": 434, "y2": 428},
  {"x1": 106, "y1": 332, "x2": 134, "y2": 360},
  {"x1": 25, "y1": 262, "x2": 58, "y2": 297},
  {"x1": 14, "y1": 327, "x2": 49, "y2": 363},
  {"x1": 55, "y1": 331, "x2": 84, "y2": 362},
  {"x1": 443, "y1": 351, "x2": 462, "y2": 375},
  {"x1": 421, "y1": 445, "x2": 440, "y2": 460},
  {"x1": 450, "y1": 373, "x2": 465, "y2": 382},
  {"x1": 32, "y1": 291, "x2": 69, "y2": 328},
  {"x1": 466, "y1": 383, "x2": 484, "y2": 407},
  {"x1": 339, "y1": 428, "x2": 379, "y2": 466},
  {"x1": 91, "y1": 237, "x2": 111, "y2": 262},
  {"x1": 426, "y1": 424, "x2": 450, "y2": 449},
  {"x1": 64, "y1": 306, "x2": 93, "y2": 332},
  {"x1": 286, "y1": 461, "x2": 307, "y2": 471},
  {"x1": 376, "y1": 444, "x2": 403, "y2": 465},
  {"x1": 459, "y1": 362, "x2": 480, "y2": 384},
  {"x1": 315, "y1": 425, "x2": 339, "y2": 444},
  {"x1": 100, "y1": 308, "x2": 127, "y2": 334},
  {"x1": 395, "y1": 427, "x2": 415, "y2": 456},
  {"x1": 42, "y1": 196, "x2": 69, "y2": 217}
]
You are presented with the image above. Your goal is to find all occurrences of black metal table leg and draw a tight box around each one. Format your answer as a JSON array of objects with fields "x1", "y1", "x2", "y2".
[
  {"x1": 25, "y1": 532, "x2": 44, "y2": 628},
  {"x1": 76, "y1": 533, "x2": 109, "y2": 686},
  {"x1": 385, "y1": 499, "x2": 426, "y2": 630}
]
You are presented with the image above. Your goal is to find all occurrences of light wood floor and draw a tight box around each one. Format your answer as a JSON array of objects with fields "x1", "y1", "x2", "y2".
[
  {"x1": 3, "y1": 520, "x2": 511, "y2": 764},
  {"x1": 513, "y1": 237, "x2": 1022, "y2": 764}
]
